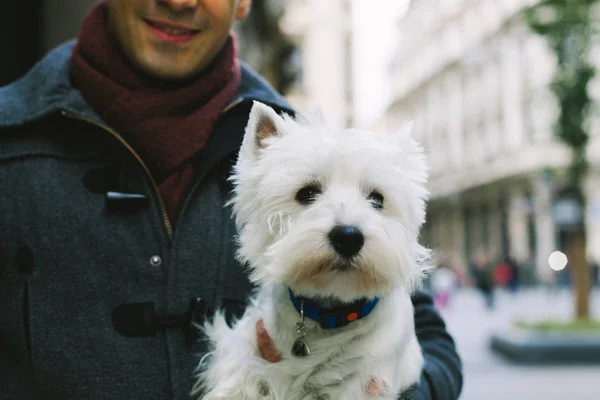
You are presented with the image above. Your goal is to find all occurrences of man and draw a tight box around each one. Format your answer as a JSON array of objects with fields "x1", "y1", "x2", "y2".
[{"x1": 0, "y1": 0, "x2": 463, "y2": 399}]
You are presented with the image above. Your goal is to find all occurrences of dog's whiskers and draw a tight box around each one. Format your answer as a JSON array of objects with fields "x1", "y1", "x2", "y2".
[
  {"x1": 267, "y1": 211, "x2": 287, "y2": 236},
  {"x1": 383, "y1": 225, "x2": 393, "y2": 241}
]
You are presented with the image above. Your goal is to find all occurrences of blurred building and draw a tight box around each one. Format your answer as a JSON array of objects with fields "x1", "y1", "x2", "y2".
[
  {"x1": 234, "y1": 0, "x2": 302, "y2": 95},
  {"x1": 1, "y1": 1, "x2": 97, "y2": 86},
  {"x1": 376, "y1": 0, "x2": 600, "y2": 282},
  {"x1": 280, "y1": 0, "x2": 354, "y2": 129}
]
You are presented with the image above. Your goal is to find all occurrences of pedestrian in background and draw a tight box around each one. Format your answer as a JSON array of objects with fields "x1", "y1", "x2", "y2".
[{"x1": 469, "y1": 248, "x2": 495, "y2": 309}]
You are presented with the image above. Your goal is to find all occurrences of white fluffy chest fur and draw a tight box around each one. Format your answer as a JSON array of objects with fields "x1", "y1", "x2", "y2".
[{"x1": 195, "y1": 285, "x2": 423, "y2": 400}]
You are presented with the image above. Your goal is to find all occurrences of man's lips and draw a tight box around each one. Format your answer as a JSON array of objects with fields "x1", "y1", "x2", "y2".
[{"x1": 144, "y1": 18, "x2": 201, "y2": 42}]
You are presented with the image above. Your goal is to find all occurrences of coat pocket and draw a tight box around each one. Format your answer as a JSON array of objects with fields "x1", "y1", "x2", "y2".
[
  {"x1": 15, "y1": 246, "x2": 35, "y2": 360},
  {"x1": 0, "y1": 245, "x2": 37, "y2": 399}
]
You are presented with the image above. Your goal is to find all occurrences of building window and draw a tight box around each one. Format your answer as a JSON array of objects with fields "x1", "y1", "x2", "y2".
[
  {"x1": 464, "y1": 206, "x2": 473, "y2": 261},
  {"x1": 500, "y1": 198, "x2": 510, "y2": 257},
  {"x1": 526, "y1": 193, "x2": 537, "y2": 260},
  {"x1": 481, "y1": 204, "x2": 489, "y2": 246}
]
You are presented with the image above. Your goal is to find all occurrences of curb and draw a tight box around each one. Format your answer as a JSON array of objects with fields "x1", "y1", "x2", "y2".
[{"x1": 489, "y1": 329, "x2": 600, "y2": 364}]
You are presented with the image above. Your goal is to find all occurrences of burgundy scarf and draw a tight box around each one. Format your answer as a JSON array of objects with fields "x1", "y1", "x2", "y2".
[{"x1": 71, "y1": 1, "x2": 241, "y2": 225}]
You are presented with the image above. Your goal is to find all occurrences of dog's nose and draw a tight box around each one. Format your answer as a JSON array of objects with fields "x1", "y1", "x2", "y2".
[{"x1": 328, "y1": 225, "x2": 364, "y2": 259}]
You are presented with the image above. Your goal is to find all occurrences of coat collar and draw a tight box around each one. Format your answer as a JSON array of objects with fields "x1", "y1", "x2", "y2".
[{"x1": 0, "y1": 40, "x2": 293, "y2": 129}]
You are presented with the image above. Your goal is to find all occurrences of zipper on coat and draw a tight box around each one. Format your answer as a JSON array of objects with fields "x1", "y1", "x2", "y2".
[
  {"x1": 221, "y1": 97, "x2": 244, "y2": 115},
  {"x1": 60, "y1": 99, "x2": 245, "y2": 242},
  {"x1": 61, "y1": 111, "x2": 174, "y2": 241}
]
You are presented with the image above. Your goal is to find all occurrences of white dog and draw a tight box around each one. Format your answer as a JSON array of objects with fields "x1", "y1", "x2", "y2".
[{"x1": 193, "y1": 102, "x2": 431, "y2": 400}]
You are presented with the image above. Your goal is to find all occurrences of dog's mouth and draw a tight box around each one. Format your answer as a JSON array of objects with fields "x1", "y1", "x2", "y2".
[
  {"x1": 331, "y1": 260, "x2": 357, "y2": 272},
  {"x1": 290, "y1": 255, "x2": 388, "y2": 296}
]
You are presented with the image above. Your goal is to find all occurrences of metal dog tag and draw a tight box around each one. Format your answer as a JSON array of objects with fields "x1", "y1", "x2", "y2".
[
  {"x1": 292, "y1": 336, "x2": 311, "y2": 357},
  {"x1": 291, "y1": 300, "x2": 311, "y2": 357}
]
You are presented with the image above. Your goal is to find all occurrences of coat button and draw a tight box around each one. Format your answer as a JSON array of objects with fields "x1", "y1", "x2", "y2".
[
  {"x1": 150, "y1": 255, "x2": 162, "y2": 267},
  {"x1": 105, "y1": 191, "x2": 149, "y2": 213}
]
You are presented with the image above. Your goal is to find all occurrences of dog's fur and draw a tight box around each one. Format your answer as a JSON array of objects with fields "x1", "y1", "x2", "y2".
[{"x1": 193, "y1": 102, "x2": 431, "y2": 399}]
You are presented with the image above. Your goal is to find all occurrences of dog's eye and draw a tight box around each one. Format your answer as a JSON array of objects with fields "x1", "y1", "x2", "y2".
[
  {"x1": 367, "y1": 191, "x2": 384, "y2": 210},
  {"x1": 296, "y1": 184, "x2": 322, "y2": 205}
]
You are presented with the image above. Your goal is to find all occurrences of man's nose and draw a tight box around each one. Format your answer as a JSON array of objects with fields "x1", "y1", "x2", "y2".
[{"x1": 158, "y1": 0, "x2": 199, "y2": 12}]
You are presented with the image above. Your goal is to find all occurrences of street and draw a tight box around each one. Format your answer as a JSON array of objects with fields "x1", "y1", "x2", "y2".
[{"x1": 439, "y1": 288, "x2": 600, "y2": 400}]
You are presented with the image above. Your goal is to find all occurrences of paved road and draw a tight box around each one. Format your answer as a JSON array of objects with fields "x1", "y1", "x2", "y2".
[{"x1": 438, "y1": 288, "x2": 600, "y2": 400}]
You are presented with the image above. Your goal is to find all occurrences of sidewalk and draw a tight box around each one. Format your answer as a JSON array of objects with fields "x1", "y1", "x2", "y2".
[{"x1": 438, "y1": 288, "x2": 600, "y2": 400}]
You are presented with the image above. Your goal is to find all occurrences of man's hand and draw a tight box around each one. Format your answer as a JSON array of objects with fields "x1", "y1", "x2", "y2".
[{"x1": 256, "y1": 320, "x2": 281, "y2": 363}]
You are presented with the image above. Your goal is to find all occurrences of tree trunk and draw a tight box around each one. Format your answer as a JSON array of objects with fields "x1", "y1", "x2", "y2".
[{"x1": 569, "y1": 229, "x2": 590, "y2": 320}]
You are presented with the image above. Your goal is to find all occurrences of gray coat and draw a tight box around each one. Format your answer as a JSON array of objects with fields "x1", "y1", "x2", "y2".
[{"x1": 0, "y1": 42, "x2": 462, "y2": 400}]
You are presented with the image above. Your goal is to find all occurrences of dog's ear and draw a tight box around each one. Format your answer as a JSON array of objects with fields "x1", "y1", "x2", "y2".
[
  {"x1": 243, "y1": 101, "x2": 286, "y2": 159},
  {"x1": 303, "y1": 107, "x2": 326, "y2": 124},
  {"x1": 392, "y1": 121, "x2": 414, "y2": 142}
]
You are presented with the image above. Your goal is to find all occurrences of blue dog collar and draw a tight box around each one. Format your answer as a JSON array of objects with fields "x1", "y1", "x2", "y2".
[{"x1": 288, "y1": 288, "x2": 379, "y2": 329}]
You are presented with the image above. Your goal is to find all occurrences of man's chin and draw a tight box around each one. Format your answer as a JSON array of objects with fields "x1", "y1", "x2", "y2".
[{"x1": 135, "y1": 57, "x2": 203, "y2": 82}]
